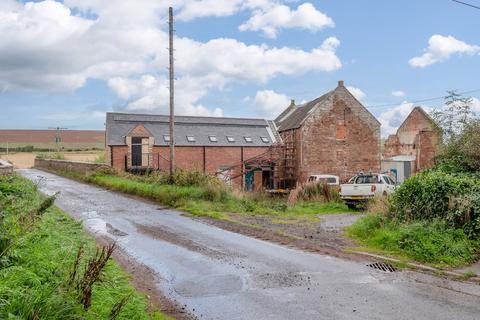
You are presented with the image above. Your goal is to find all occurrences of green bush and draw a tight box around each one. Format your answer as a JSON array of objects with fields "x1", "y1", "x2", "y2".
[
  {"x1": 348, "y1": 214, "x2": 479, "y2": 267},
  {"x1": 390, "y1": 170, "x2": 480, "y2": 236}
]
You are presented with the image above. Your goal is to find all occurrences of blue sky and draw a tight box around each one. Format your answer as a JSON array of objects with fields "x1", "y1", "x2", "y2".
[{"x1": 0, "y1": 0, "x2": 479, "y2": 135}]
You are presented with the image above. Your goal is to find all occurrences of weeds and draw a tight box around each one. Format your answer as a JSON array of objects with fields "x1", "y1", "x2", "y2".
[
  {"x1": 78, "y1": 243, "x2": 116, "y2": 310},
  {"x1": 0, "y1": 175, "x2": 166, "y2": 319},
  {"x1": 347, "y1": 213, "x2": 479, "y2": 267}
]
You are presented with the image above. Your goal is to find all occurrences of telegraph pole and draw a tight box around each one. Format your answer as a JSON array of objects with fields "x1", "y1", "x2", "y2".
[
  {"x1": 168, "y1": 7, "x2": 175, "y2": 179},
  {"x1": 49, "y1": 127, "x2": 68, "y2": 152}
]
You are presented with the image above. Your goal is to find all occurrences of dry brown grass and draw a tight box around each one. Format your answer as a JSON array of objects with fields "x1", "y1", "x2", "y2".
[
  {"x1": 0, "y1": 152, "x2": 103, "y2": 168},
  {"x1": 366, "y1": 194, "x2": 390, "y2": 215}
]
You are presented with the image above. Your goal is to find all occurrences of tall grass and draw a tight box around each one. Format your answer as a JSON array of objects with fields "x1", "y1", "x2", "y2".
[
  {"x1": 0, "y1": 174, "x2": 167, "y2": 319},
  {"x1": 347, "y1": 213, "x2": 479, "y2": 267}
]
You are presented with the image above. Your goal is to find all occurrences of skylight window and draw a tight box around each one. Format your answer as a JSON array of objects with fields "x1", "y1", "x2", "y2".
[
  {"x1": 227, "y1": 136, "x2": 235, "y2": 142},
  {"x1": 209, "y1": 135, "x2": 218, "y2": 142},
  {"x1": 187, "y1": 135, "x2": 195, "y2": 142},
  {"x1": 163, "y1": 135, "x2": 170, "y2": 142},
  {"x1": 244, "y1": 137, "x2": 253, "y2": 143},
  {"x1": 261, "y1": 137, "x2": 270, "y2": 143}
]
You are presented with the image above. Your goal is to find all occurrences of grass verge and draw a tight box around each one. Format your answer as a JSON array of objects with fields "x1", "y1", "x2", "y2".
[
  {"x1": 0, "y1": 174, "x2": 168, "y2": 319},
  {"x1": 347, "y1": 213, "x2": 479, "y2": 268},
  {"x1": 54, "y1": 169, "x2": 355, "y2": 219}
]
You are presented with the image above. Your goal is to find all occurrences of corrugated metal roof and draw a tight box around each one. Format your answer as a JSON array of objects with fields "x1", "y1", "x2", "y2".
[
  {"x1": 106, "y1": 112, "x2": 280, "y2": 147},
  {"x1": 384, "y1": 155, "x2": 416, "y2": 162}
]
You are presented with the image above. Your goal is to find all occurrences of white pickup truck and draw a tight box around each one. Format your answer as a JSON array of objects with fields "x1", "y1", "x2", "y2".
[{"x1": 340, "y1": 173, "x2": 396, "y2": 209}]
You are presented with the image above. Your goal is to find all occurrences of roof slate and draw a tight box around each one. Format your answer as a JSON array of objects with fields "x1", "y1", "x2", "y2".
[
  {"x1": 106, "y1": 113, "x2": 280, "y2": 147},
  {"x1": 275, "y1": 91, "x2": 333, "y2": 131}
]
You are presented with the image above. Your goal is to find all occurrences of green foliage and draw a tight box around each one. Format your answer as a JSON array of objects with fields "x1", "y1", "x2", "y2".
[
  {"x1": 0, "y1": 175, "x2": 167, "y2": 319},
  {"x1": 436, "y1": 120, "x2": 480, "y2": 172},
  {"x1": 390, "y1": 170, "x2": 480, "y2": 236},
  {"x1": 348, "y1": 214, "x2": 479, "y2": 267},
  {"x1": 36, "y1": 152, "x2": 67, "y2": 160}
]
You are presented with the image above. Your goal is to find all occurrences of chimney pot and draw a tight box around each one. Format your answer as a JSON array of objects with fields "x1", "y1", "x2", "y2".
[
  {"x1": 338, "y1": 80, "x2": 345, "y2": 87},
  {"x1": 290, "y1": 99, "x2": 295, "y2": 106}
]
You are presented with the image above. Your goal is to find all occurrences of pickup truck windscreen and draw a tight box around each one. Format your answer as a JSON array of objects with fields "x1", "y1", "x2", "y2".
[{"x1": 355, "y1": 175, "x2": 381, "y2": 184}]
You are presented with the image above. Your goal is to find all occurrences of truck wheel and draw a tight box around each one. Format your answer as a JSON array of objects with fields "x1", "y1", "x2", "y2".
[{"x1": 347, "y1": 203, "x2": 357, "y2": 210}]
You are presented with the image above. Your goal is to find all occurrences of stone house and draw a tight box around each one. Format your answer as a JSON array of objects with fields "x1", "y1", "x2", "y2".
[
  {"x1": 105, "y1": 113, "x2": 281, "y2": 189},
  {"x1": 382, "y1": 107, "x2": 440, "y2": 180},
  {"x1": 274, "y1": 81, "x2": 381, "y2": 187}
]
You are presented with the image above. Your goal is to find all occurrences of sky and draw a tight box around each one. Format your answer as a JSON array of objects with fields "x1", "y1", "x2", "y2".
[{"x1": 0, "y1": 0, "x2": 479, "y2": 136}]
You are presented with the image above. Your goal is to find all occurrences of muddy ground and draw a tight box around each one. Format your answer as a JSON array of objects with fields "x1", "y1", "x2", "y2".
[{"x1": 190, "y1": 212, "x2": 363, "y2": 261}]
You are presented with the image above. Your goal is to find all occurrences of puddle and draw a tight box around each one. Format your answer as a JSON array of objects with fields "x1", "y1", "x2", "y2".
[{"x1": 174, "y1": 274, "x2": 243, "y2": 297}]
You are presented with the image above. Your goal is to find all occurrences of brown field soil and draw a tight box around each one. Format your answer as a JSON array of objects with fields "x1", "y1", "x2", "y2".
[
  {"x1": 0, "y1": 129, "x2": 105, "y2": 150},
  {"x1": 0, "y1": 152, "x2": 103, "y2": 169}
]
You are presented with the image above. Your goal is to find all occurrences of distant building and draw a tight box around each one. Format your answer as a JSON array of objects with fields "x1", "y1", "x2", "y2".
[
  {"x1": 274, "y1": 81, "x2": 381, "y2": 187},
  {"x1": 382, "y1": 107, "x2": 440, "y2": 181},
  {"x1": 105, "y1": 113, "x2": 281, "y2": 189}
]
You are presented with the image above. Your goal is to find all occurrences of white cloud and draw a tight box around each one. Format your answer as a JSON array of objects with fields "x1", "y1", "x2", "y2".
[
  {"x1": 409, "y1": 35, "x2": 480, "y2": 68},
  {"x1": 175, "y1": 36, "x2": 342, "y2": 82},
  {"x1": 392, "y1": 90, "x2": 405, "y2": 97},
  {"x1": 346, "y1": 86, "x2": 366, "y2": 101},
  {"x1": 253, "y1": 90, "x2": 291, "y2": 118},
  {"x1": 378, "y1": 102, "x2": 415, "y2": 137},
  {"x1": 471, "y1": 97, "x2": 480, "y2": 113},
  {"x1": 0, "y1": 0, "x2": 342, "y2": 117},
  {"x1": 239, "y1": 2, "x2": 334, "y2": 38}
]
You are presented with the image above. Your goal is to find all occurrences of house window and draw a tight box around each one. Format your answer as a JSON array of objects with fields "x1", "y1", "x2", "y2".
[
  {"x1": 209, "y1": 135, "x2": 218, "y2": 142},
  {"x1": 163, "y1": 135, "x2": 170, "y2": 142},
  {"x1": 227, "y1": 136, "x2": 235, "y2": 142},
  {"x1": 187, "y1": 135, "x2": 196, "y2": 142},
  {"x1": 244, "y1": 136, "x2": 253, "y2": 143},
  {"x1": 261, "y1": 137, "x2": 269, "y2": 143}
]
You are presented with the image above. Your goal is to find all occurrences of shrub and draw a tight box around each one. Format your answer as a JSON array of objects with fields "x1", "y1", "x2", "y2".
[{"x1": 390, "y1": 171, "x2": 480, "y2": 236}]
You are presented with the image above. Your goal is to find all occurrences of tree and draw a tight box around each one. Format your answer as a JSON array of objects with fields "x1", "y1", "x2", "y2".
[{"x1": 430, "y1": 90, "x2": 476, "y2": 142}]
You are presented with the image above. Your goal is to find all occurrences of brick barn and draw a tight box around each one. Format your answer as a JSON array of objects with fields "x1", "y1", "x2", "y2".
[
  {"x1": 105, "y1": 113, "x2": 281, "y2": 189},
  {"x1": 382, "y1": 107, "x2": 440, "y2": 182},
  {"x1": 274, "y1": 81, "x2": 381, "y2": 187}
]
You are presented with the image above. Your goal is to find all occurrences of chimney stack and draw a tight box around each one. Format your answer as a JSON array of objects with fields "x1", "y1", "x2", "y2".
[
  {"x1": 290, "y1": 99, "x2": 296, "y2": 107},
  {"x1": 338, "y1": 80, "x2": 345, "y2": 87}
]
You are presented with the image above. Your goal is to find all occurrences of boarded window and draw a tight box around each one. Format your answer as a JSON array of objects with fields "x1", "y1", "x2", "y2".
[{"x1": 336, "y1": 120, "x2": 346, "y2": 140}]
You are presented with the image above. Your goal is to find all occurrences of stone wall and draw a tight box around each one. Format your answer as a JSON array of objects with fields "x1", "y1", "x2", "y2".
[
  {"x1": 34, "y1": 158, "x2": 109, "y2": 175},
  {"x1": 0, "y1": 159, "x2": 13, "y2": 176},
  {"x1": 383, "y1": 107, "x2": 440, "y2": 172},
  {"x1": 295, "y1": 85, "x2": 381, "y2": 183}
]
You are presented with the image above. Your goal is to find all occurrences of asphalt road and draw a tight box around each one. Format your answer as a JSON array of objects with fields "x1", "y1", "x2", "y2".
[{"x1": 20, "y1": 169, "x2": 480, "y2": 320}]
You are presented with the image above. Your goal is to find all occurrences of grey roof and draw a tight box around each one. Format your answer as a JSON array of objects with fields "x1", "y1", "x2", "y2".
[
  {"x1": 106, "y1": 112, "x2": 280, "y2": 147},
  {"x1": 275, "y1": 91, "x2": 333, "y2": 131}
]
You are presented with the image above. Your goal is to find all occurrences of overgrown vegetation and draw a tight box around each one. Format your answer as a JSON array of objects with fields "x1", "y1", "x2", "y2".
[
  {"x1": 347, "y1": 214, "x2": 478, "y2": 267},
  {"x1": 0, "y1": 175, "x2": 167, "y2": 319},
  {"x1": 349, "y1": 91, "x2": 480, "y2": 267},
  {"x1": 55, "y1": 168, "x2": 353, "y2": 218}
]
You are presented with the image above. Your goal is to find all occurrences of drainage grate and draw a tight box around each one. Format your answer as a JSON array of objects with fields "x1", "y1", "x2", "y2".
[{"x1": 367, "y1": 262, "x2": 396, "y2": 272}]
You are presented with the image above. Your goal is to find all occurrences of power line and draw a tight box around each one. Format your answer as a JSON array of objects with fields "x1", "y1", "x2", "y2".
[
  {"x1": 451, "y1": 0, "x2": 480, "y2": 10},
  {"x1": 366, "y1": 88, "x2": 480, "y2": 109}
]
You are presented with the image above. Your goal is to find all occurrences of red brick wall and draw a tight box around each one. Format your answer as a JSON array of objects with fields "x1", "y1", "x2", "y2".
[
  {"x1": 298, "y1": 95, "x2": 380, "y2": 182},
  {"x1": 110, "y1": 145, "x2": 269, "y2": 187},
  {"x1": 417, "y1": 130, "x2": 439, "y2": 171},
  {"x1": 111, "y1": 146, "x2": 128, "y2": 171}
]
